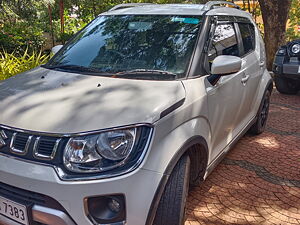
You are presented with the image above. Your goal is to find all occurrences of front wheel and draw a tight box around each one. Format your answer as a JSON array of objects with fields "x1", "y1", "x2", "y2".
[
  {"x1": 153, "y1": 155, "x2": 190, "y2": 225},
  {"x1": 274, "y1": 75, "x2": 299, "y2": 95},
  {"x1": 249, "y1": 90, "x2": 271, "y2": 135}
]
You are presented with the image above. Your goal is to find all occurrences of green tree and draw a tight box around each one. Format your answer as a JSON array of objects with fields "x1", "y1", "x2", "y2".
[{"x1": 286, "y1": 0, "x2": 300, "y2": 41}]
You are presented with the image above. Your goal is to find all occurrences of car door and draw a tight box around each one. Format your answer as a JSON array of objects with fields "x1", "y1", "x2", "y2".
[
  {"x1": 205, "y1": 21, "x2": 248, "y2": 161},
  {"x1": 235, "y1": 22, "x2": 263, "y2": 127}
]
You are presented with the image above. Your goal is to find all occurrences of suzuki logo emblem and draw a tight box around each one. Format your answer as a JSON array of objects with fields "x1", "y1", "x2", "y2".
[{"x1": 0, "y1": 130, "x2": 8, "y2": 148}]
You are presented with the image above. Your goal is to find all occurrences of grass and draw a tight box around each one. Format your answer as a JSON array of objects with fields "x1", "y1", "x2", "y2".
[{"x1": 0, "y1": 49, "x2": 49, "y2": 81}]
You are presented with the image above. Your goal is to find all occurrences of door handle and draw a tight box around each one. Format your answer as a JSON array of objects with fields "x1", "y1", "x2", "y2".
[{"x1": 241, "y1": 75, "x2": 250, "y2": 85}]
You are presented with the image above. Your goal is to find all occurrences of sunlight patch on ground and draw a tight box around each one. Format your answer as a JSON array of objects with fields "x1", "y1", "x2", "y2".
[{"x1": 253, "y1": 136, "x2": 280, "y2": 148}]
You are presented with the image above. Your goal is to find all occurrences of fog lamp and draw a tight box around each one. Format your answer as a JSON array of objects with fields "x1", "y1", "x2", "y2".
[
  {"x1": 108, "y1": 199, "x2": 121, "y2": 213},
  {"x1": 87, "y1": 195, "x2": 126, "y2": 224}
]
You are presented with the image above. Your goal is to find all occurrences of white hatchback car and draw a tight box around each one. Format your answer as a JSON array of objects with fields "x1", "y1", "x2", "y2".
[{"x1": 0, "y1": 2, "x2": 273, "y2": 225}]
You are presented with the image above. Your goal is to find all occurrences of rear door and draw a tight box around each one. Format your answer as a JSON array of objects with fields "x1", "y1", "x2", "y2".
[{"x1": 235, "y1": 21, "x2": 262, "y2": 125}]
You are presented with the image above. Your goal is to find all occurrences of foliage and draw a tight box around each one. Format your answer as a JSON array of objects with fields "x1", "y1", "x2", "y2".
[
  {"x1": 0, "y1": 0, "x2": 40, "y2": 22},
  {"x1": 53, "y1": 13, "x2": 88, "y2": 43},
  {"x1": 0, "y1": 22, "x2": 45, "y2": 53},
  {"x1": 0, "y1": 50, "x2": 49, "y2": 80},
  {"x1": 63, "y1": 0, "x2": 188, "y2": 20},
  {"x1": 286, "y1": 0, "x2": 300, "y2": 41},
  {"x1": 0, "y1": 0, "x2": 50, "y2": 53}
]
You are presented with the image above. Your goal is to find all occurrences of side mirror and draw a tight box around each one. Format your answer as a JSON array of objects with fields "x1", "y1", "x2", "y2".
[
  {"x1": 211, "y1": 55, "x2": 242, "y2": 75},
  {"x1": 51, "y1": 45, "x2": 63, "y2": 55},
  {"x1": 208, "y1": 55, "x2": 242, "y2": 85}
]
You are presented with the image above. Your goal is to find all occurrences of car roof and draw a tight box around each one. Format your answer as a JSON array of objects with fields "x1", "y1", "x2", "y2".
[
  {"x1": 101, "y1": 4, "x2": 252, "y2": 20},
  {"x1": 102, "y1": 4, "x2": 206, "y2": 16}
]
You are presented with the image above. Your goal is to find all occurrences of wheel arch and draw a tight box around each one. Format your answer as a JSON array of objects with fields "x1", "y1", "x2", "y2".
[
  {"x1": 145, "y1": 135, "x2": 209, "y2": 225},
  {"x1": 164, "y1": 136, "x2": 208, "y2": 177},
  {"x1": 267, "y1": 79, "x2": 273, "y2": 93},
  {"x1": 251, "y1": 70, "x2": 273, "y2": 114}
]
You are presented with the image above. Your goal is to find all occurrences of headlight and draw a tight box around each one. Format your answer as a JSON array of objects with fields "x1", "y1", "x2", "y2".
[
  {"x1": 291, "y1": 43, "x2": 300, "y2": 54},
  {"x1": 63, "y1": 126, "x2": 151, "y2": 174},
  {"x1": 96, "y1": 129, "x2": 136, "y2": 161},
  {"x1": 276, "y1": 47, "x2": 286, "y2": 56}
]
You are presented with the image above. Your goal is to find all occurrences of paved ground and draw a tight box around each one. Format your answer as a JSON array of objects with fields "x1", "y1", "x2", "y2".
[{"x1": 185, "y1": 89, "x2": 300, "y2": 225}]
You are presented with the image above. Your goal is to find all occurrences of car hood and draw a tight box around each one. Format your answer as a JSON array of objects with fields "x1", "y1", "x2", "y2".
[{"x1": 0, "y1": 67, "x2": 185, "y2": 134}]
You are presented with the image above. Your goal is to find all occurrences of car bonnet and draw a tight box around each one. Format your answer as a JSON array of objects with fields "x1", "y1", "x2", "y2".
[{"x1": 0, "y1": 67, "x2": 185, "y2": 134}]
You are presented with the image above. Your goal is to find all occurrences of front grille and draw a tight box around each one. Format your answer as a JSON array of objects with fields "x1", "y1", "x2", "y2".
[
  {"x1": 13, "y1": 133, "x2": 30, "y2": 150},
  {"x1": 0, "y1": 182, "x2": 46, "y2": 205},
  {"x1": 0, "y1": 127, "x2": 66, "y2": 163},
  {"x1": 34, "y1": 137, "x2": 61, "y2": 160},
  {"x1": 38, "y1": 138, "x2": 57, "y2": 155},
  {"x1": 10, "y1": 133, "x2": 32, "y2": 155}
]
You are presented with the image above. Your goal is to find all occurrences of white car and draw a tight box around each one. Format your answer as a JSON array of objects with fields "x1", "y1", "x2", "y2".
[{"x1": 0, "y1": 2, "x2": 273, "y2": 225}]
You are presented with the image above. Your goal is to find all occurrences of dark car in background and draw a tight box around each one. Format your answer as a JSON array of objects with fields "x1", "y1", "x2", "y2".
[{"x1": 273, "y1": 39, "x2": 300, "y2": 95}]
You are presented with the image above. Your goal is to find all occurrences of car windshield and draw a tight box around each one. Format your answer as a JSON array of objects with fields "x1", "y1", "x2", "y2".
[{"x1": 45, "y1": 15, "x2": 202, "y2": 80}]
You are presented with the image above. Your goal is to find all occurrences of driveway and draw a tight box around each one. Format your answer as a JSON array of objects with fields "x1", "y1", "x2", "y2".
[{"x1": 185, "y1": 89, "x2": 300, "y2": 225}]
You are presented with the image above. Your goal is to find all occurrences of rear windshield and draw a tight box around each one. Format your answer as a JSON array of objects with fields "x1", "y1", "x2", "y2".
[{"x1": 46, "y1": 15, "x2": 202, "y2": 80}]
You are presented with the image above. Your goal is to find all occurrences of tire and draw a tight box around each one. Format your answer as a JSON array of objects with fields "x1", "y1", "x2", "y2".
[
  {"x1": 249, "y1": 90, "x2": 271, "y2": 135},
  {"x1": 274, "y1": 75, "x2": 299, "y2": 95},
  {"x1": 153, "y1": 155, "x2": 191, "y2": 225},
  {"x1": 189, "y1": 146, "x2": 207, "y2": 188}
]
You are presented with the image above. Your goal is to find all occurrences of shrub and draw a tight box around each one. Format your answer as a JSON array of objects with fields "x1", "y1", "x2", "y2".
[
  {"x1": 0, "y1": 49, "x2": 50, "y2": 81},
  {"x1": 0, "y1": 22, "x2": 45, "y2": 54}
]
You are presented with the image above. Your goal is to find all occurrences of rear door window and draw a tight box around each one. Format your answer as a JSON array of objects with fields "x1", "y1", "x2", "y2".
[{"x1": 238, "y1": 23, "x2": 256, "y2": 56}]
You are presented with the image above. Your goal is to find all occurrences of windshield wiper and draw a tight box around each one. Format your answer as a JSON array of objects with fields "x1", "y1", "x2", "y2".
[
  {"x1": 116, "y1": 69, "x2": 177, "y2": 77},
  {"x1": 43, "y1": 64, "x2": 111, "y2": 74}
]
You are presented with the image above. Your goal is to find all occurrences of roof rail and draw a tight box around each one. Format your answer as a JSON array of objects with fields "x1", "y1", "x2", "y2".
[
  {"x1": 203, "y1": 1, "x2": 241, "y2": 11},
  {"x1": 109, "y1": 3, "x2": 155, "y2": 11}
]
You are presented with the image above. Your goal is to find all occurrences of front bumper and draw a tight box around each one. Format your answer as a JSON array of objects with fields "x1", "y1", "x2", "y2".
[
  {"x1": 273, "y1": 56, "x2": 300, "y2": 79},
  {"x1": 0, "y1": 155, "x2": 163, "y2": 225},
  {"x1": 0, "y1": 204, "x2": 75, "y2": 225}
]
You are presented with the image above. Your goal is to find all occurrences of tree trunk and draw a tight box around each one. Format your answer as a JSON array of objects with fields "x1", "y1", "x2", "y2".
[
  {"x1": 242, "y1": 0, "x2": 246, "y2": 10},
  {"x1": 252, "y1": 0, "x2": 258, "y2": 23},
  {"x1": 48, "y1": 4, "x2": 54, "y2": 47},
  {"x1": 247, "y1": 0, "x2": 251, "y2": 13},
  {"x1": 258, "y1": 0, "x2": 292, "y2": 70},
  {"x1": 59, "y1": 0, "x2": 64, "y2": 40}
]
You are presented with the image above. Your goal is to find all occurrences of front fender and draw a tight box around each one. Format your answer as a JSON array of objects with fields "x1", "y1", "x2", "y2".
[
  {"x1": 141, "y1": 117, "x2": 211, "y2": 174},
  {"x1": 143, "y1": 116, "x2": 211, "y2": 225}
]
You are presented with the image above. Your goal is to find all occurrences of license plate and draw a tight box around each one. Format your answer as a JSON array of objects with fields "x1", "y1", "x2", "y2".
[
  {"x1": 0, "y1": 196, "x2": 29, "y2": 225},
  {"x1": 298, "y1": 65, "x2": 300, "y2": 73}
]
